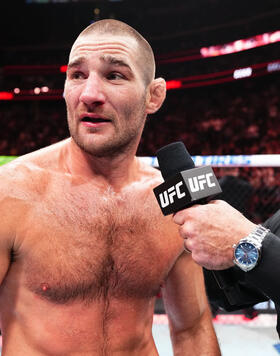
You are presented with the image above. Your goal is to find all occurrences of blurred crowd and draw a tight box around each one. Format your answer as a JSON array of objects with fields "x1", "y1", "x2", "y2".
[
  {"x1": 1, "y1": 72, "x2": 279, "y2": 156},
  {"x1": 0, "y1": 100, "x2": 68, "y2": 156},
  {"x1": 1, "y1": 74, "x2": 279, "y2": 158},
  {"x1": 0, "y1": 72, "x2": 279, "y2": 223},
  {"x1": 138, "y1": 74, "x2": 280, "y2": 155}
]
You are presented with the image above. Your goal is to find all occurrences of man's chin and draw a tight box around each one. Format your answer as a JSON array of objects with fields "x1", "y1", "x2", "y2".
[{"x1": 72, "y1": 137, "x2": 121, "y2": 158}]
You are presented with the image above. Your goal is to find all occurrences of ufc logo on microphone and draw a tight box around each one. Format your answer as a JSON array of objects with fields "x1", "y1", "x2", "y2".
[
  {"x1": 159, "y1": 181, "x2": 186, "y2": 208},
  {"x1": 188, "y1": 173, "x2": 216, "y2": 193}
]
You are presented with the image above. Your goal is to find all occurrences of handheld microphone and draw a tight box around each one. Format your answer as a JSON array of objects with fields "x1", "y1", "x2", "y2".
[
  {"x1": 153, "y1": 141, "x2": 222, "y2": 215},
  {"x1": 153, "y1": 141, "x2": 240, "y2": 300}
]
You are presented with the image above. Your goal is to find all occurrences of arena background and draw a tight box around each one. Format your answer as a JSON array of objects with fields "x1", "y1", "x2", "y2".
[{"x1": 0, "y1": 1, "x2": 280, "y2": 354}]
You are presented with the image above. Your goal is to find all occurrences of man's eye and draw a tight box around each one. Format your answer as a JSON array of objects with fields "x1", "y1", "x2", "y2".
[
  {"x1": 107, "y1": 72, "x2": 125, "y2": 80},
  {"x1": 70, "y1": 71, "x2": 85, "y2": 79}
]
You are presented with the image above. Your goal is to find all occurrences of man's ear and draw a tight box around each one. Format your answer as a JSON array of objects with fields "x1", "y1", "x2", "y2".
[{"x1": 146, "y1": 78, "x2": 166, "y2": 114}]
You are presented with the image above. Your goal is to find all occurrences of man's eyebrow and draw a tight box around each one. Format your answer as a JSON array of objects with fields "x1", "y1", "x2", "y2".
[
  {"x1": 101, "y1": 55, "x2": 131, "y2": 70},
  {"x1": 67, "y1": 57, "x2": 86, "y2": 70},
  {"x1": 67, "y1": 55, "x2": 132, "y2": 72}
]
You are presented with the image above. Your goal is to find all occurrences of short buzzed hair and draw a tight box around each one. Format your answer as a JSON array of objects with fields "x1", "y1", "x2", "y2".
[{"x1": 75, "y1": 19, "x2": 155, "y2": 86}]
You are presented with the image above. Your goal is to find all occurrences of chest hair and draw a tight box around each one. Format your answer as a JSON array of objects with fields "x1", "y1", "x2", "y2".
[{"x1": 23, "y1": 185, "x2": 179, "y2": 304}]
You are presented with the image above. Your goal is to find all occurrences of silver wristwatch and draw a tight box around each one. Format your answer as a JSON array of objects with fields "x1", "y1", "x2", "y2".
[{"x1": 233, "y1": 225, "x2": 270, "y2": 272}]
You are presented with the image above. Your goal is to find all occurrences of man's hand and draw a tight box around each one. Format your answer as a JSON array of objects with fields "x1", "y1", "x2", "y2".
[{"x1": 173, "y1": 200, "x2": 257, "y2": 270}]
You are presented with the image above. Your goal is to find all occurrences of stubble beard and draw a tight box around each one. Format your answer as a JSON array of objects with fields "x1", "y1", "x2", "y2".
[{"x1": 67, "y1": 100, "x2": 147, "y2": 159}]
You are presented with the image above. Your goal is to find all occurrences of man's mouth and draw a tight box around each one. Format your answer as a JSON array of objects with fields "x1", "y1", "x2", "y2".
[{"x1": 81, "y1": 116, "x2": 111, "y2": 124}]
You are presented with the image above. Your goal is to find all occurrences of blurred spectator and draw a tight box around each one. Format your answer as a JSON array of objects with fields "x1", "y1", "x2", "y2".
[{"x1": 0, "y1": 72, "x2": 279, "y2": 223}]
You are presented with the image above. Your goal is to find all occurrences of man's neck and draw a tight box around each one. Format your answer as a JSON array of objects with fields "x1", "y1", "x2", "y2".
[{"x1": 64, "y1": 138, "x2": 140, "y2": 192}]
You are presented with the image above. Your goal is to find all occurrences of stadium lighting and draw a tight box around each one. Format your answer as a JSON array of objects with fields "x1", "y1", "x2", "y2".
[
  {"x1": 267, "y1": 61, "x2": 280, "y2": 72},
  {"x1": 0, "y1": 92, "x2": 13, "y2": 100},
  {"x1": 60, "y1": 65, "x2": 68, "y2": 73},
  {"x1": 233, "y1": 67, "x2": 252, "y2": 80},
  {"x1": 166, "y1": 80, "x2": 182, "y2": 89},
  {"x1": 201, "y1": 30, "x2": 280, "y2": 58},
  {"x1": 41, "y1": 86, "x2": 49, "y2": 92}
]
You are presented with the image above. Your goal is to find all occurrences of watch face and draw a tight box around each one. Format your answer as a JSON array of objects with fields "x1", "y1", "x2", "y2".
[{"x1": 234, "y1": 242, "x2": 259, "y2": 268}]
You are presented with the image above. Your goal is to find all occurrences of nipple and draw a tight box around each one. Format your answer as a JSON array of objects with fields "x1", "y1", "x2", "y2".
[{"x1": 40, "y1": 283, "x2": 50, "y2": 292}]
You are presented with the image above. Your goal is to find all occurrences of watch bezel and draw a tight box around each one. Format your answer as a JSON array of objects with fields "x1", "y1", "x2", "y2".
[
  {"x1": 233, "y1": 241, "x2": 260, "y2": 272},
  {"x1": 233, "y1": 225, "x2": 270, "y2": 272}
]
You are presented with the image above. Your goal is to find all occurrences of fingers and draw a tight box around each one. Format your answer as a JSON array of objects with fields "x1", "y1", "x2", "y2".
[
  {"x1": 173, "y1": 200, "x2": 233, "y2": 227},
  {"x1": 178, "y1": 224, "x2": 189, "y2": 239},
  {"x1": 173, "y1": 210, "x2": 186, "y2": 225},
  {"x1": 183, "y1": 240, "x2": 192, "y2": 254},
  {"x1": 173, "y1": 204, "x2": 200, "y2": 225}
]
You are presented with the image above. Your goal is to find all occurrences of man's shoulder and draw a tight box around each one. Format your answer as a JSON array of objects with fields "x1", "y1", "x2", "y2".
[
  {"x1": 0, "y1": 139, "x2": 69, "y2": 194},
  {"x1": 137, "y1": 157, "x2": 163, "y2": 187},
  {"x1": 1, "y1": 139, "x2": 68, "y2": 171}
]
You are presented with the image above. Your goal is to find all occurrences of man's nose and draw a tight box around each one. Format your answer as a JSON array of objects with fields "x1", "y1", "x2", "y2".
[{"x1": 79, "y1": 73, "x2": 105, "y2": 107}]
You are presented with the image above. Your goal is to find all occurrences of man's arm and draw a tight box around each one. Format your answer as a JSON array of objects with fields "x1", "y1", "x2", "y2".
[
  {"x1": 162, "y1": 252, "x2": 221, "y2": 356},
  {"x1": 0, "y1": 200, "x2": 14, "y2": 285},
  {"x1": 247, "y1": 209, "x2": 280, "y2": 302},
  {"x1": 173, "y1": 200, "x2": 280, "y2": 304},
  {"x1": 244, "y1": 232, "x2": 280, "y2": 302},
  {"x1": 173, "y1": 200, "x2": 256, "y2": 270},
  {"x1": 0, "y1": 169, "x2": 19, "y2": 285}
]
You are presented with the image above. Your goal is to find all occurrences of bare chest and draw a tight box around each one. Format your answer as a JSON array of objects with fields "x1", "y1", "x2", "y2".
[{"x1": 18, "y1": 184, "x2": 182, "y2": 304}]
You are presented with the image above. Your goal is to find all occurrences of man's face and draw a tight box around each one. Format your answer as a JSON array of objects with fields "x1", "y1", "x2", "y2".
[{"x1": 64, "y1": 33, "x2": 149, "y2": 157}]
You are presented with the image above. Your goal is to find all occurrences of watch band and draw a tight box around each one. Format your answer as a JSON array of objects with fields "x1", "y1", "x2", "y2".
[{"x1": 241, "y1": 224, "x2": 270, "y2": 247}]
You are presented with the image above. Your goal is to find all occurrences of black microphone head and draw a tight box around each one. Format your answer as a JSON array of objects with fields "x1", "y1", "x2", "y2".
[{"x1": 156, "y1": 141, "x2": 195, "y2": 180}]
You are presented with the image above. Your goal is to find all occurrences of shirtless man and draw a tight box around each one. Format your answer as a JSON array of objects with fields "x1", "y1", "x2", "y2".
[{"x1": 0, "y1": 20, "x2": 220, "y2": 355}]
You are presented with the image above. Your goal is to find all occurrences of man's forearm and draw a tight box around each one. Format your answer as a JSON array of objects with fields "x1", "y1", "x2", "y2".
[{"x1": 170, "y1": 309, "x2": 221, "y2": 356}]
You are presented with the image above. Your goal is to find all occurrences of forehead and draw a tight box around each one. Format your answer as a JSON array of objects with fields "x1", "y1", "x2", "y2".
[{"x1": 69, "y1": 33, "x2": 140, "y2": 65}]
